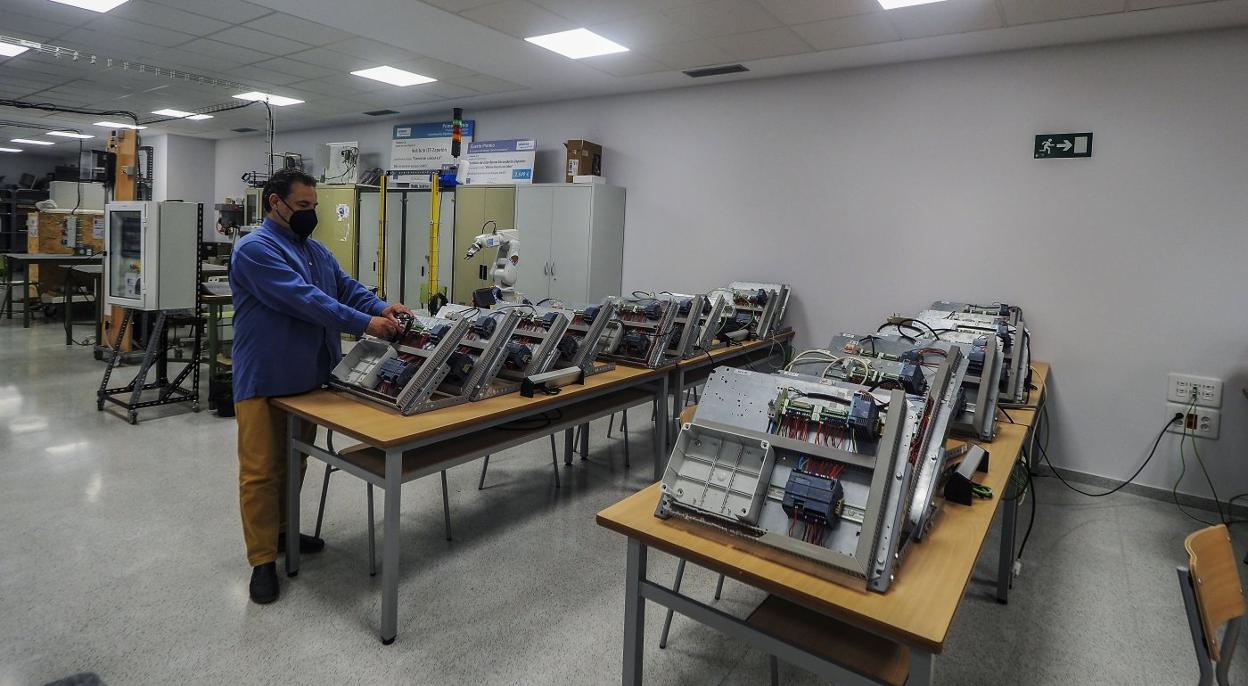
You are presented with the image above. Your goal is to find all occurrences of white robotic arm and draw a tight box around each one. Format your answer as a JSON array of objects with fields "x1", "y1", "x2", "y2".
[{"x1": 464, "y1": 228, "x2": 520, "y2": 298}]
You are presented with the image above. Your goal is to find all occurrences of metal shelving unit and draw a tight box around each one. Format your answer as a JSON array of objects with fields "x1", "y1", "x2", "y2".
[{"x1": 0, "y1": 188, "x2": 48, "y2": 254}]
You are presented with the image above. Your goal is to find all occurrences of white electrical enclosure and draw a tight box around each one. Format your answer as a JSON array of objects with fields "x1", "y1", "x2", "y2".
[{"x1": 104, "y1": 201, "x2": 200, "y2": 311}]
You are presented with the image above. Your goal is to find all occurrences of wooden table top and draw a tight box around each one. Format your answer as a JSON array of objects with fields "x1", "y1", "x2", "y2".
[
  {"x1": 597, "y1": 362, "x2": 1049, "y2": 654},
  {"x1": 678, "y1": 330, "x2": 794, "y2": 369},
  {"x1": 271, "y1": 364, "x2": 665, "y2": 449}
]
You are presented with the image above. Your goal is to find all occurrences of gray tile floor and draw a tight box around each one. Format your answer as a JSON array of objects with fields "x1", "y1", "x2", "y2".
[{"x1": 2, "y1": 318, "x2": 1245, "y2": 685}]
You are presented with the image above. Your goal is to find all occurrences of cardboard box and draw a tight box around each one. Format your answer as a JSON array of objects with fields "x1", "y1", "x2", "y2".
[{"x1": 564, "y1": 139, "x2": 602, "y2": 184}]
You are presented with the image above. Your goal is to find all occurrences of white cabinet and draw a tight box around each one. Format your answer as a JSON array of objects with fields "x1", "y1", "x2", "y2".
[
  {"x1": 515, "y1": 184, "x2": 625, "y2": 303},
  {"x1": 104, "y1": 201, "x2": 199, "y2": 311}
]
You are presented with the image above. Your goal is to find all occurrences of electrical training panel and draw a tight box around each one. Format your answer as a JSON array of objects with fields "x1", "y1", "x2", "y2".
[
  {"x1": 438, "y1": 303, "x2": 571, "y2": 396},
  {"x1": 429, "y1": 305, "x2": 522, "y2": 400},
  {"x1": 650, "y1": 292, "x2": 717, "y2": 362},
  {"x1": 657, "y1": 367, "x2": 944, "y2": 592},
  {"x1": 809, "y1": 334, "x2": 970, "y2": 540},
  {"x1": 877, "y1": 316, "x2": 1003, "y2": 440},
  {"x1": 708, "y1": 282, "x2": 789, "y2": 341},
  {"x1": 924, "y1": 301, "x2": 1031, "y2": 405},
  {"x1": 104, "y1": 201, "x2": 201, "y2": 311},
  {"x1": 693, "y1": 290, "x2": 732, "y2": 352},
  {"x1": 729, "y1": 281, "x2": 792, "y2": 334},
  {"x1": 533, "y1": 298, "x2": 618, "y2": 375},
  {"x1": 329, "y1": 313, "x2": 471, "y2": 415},
  {"x1": 600, "y1": 295, "x2": 679, "y2": 368}
]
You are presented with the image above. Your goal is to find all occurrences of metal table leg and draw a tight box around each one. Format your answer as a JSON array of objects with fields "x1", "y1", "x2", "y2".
[
  {"x1": 579, "y1": 422, "x2": 589, "y2": 461},
  {"x1": 653, "y1": 375, "x2": 670, "y2": 481},
  {"x1": 669, "y1": 367, "x2": 685, "y2": 443},
  {"x1": 64, "y1": 267, "x2": 73, "y2": 345},
  {"x1": 380, "y1": 446, "x2": 402, "y2": 644},
  {"x1": 22, "y1": 260, "x2": 30, "y2": 328},
  {"x1": 564, "y1": 428, "x2": 574, "y2": 466},
  {"x1": 623, "y1": 539, "x2": 648, "y2": 686},
  {"x1": 996, "y1": 466, "x2": 1019, "y2": 604},
  {"x1": 2, "y1": 255, "x2": 11, "y2": 319},
  {"x1": 910, "y1": 648, "x2": 935, "y2": 685},
  {"x1": 286, "y1": 414, "x2": 302, "y2": 578}
]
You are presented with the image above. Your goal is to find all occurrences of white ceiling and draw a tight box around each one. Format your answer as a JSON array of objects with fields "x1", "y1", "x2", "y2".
[{"x1": 1, "y1": 0, "x2": 1246, "y2": 144}]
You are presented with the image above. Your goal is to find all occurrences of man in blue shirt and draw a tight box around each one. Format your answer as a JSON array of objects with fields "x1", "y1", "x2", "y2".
[{"x1": 230, "y1": 169, "x2": 410, "y2": 604}]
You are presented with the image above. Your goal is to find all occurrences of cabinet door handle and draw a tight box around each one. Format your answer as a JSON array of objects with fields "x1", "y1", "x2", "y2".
[
  {"x1": 543, "y1": 261, "x2": 549, "y2": 276},
  {"x1": 550, "y1": 261, "x2": 555, "y2": 276}
]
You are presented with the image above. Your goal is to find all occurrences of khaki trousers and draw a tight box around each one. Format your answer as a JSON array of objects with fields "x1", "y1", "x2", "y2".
[{"x1": 236, "y1": 397, "x2": 317, "y2": 567}]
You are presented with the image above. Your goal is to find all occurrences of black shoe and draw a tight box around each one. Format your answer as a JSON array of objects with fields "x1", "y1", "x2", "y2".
[
  {"x1": 277, "y1": 533, "x2": 326, "y2": 554},
  {"x1": 249, "y1": 562, "x2": 279, "y2": 604}
]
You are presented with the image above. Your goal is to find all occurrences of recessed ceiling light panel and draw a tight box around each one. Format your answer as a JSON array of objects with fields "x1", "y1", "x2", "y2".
[
  {"x1": 0, "y1": 43, "x2": 30, "y2": 58},
  {"x1": 47, "y1": 131, "x2": 94, "y2": 139},
  {"x1": 94, "y1": 121, "x2": 147, "y2": 130},
  {"x1": 0, "y1": 147, "x2": 22, "y2": 153},
  {"x1": 351, "y1": 66, "x2": 436, "y2": 87},
  {"x1": 186, "y1": 114, "x2": 213, "y2": 120},
  {"x1": 152, "y1": 108, "x2": 193, "y2": 118},
  {"x1": 878, "y1": 0, "x2": 948, "y2": 8},
  {"x1": 525, "y1": 28, "x2": 628, "y2": 59},
  {"x1": 47, "y1": 0, "x2": 130, "y2": 12},
  {"x1": 11, "y1": 138, "x2": 55, "y2": 146},
  {"x1": 232, "y1": 91, "x2": 304, "y2": 107}
]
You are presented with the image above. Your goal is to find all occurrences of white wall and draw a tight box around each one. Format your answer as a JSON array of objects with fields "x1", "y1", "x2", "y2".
[
  {"x1": 150, "y1": 134, "x2": 217, "y2": 240},
  {"x1": 214, "y1": 28, "x2": 1248, "y2": 502}
]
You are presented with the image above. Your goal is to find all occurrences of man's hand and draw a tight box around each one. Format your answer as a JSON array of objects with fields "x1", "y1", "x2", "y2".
[
  {"x1": 365, "y1": 316, "x2": 400, "y2": 338},
  {"x1": 381, "y1": 302, "x2": 413, "y2": 324}
]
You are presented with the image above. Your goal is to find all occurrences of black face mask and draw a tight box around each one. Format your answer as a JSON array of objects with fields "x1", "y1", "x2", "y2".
[{"x1": 278, "y1": 197, "x2": 318, "y2": 239}]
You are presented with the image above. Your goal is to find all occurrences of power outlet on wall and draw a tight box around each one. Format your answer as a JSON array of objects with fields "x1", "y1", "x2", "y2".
[
  {"x1": 1167, "y1": 373, "x2": 1222, "y2": 408},
  {"x1": 1166, "y1": 403, "x2": 1220, "y2": 440}
]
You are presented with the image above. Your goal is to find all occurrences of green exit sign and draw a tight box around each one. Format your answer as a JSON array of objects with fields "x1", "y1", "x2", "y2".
[{"x1": 1035, "y1": 133, "x2": 1093, "y2": 159}]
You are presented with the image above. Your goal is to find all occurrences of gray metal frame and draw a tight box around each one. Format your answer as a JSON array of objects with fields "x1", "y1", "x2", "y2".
[
  {"x1": 621, "y1": 538, "x2": 935, "y2": 686},
  {"x1": 285, "y1": 369, "x2": 670, "y2": 643},
  {"x1": 652, "y1": 292, "x2": 708, "y2": 362},
  {"x1": 534, "y1": 298, "x2": 619, "y2": 374},
  {"x1": 914, "y1": 306, "x2": 1030, "y2": 406},
  {"x1": 726, "y1": 281, "x2": 792, "y2": 338},
  {"x1": 431, "y1": 307, "x2": 522, "y2": 400}
]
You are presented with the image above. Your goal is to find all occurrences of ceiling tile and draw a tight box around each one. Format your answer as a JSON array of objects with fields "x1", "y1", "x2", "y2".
[
  {"x1": 151, "y1": 47, "x2": 245, "y2": 73},
  {"x1": 56, "y1": 28, "x2": 169, "y2": 61},
  {"x1": 756, "y1": 0, "x2": 880, "y2": 25},
  {"x1": 252, "y1": 57, "x2": 338, "y2": 80},
  {"x1": 178, "y1": 38, "x2": 273, "y2": 65},
  {"x1": 147, "y1": 0, "x2": 273, "y2": 23},
  {"x1": 225, "y1": 64, "x2": 301, "y2": 88},
  {"x1": 589, "y1": 12, "x2": 699, "y2": 49},
  {"x1": 389, "y1": 93, "x2": 449, "y2": 109},
  {"x1": 448, "y1": 73, "x2": 526, "y2": 93},
  {"x1": 0, "y1": 13, "x2": 79, "y2": 41},
  {"x1": 242, "y1": 13, "x2": 356, "y2": 45},
  {"x1": 579, "y1": 51, "x2": 668, "y2": 77},
  {"x1": 421, "y1": 81, "x2": 480, "y2": 98},
  {"x1": 421, "y1": 0, "x2": 499, "y2": 11},
  {"x1": 1001, "y1": 0, "x2": 1125, "y2": 25},
  {"x1": 392, "y1": 56, "x2": 478, "y2": 81},
  {"x1": 530, "y1": 0, "x2": 661, "y2": 25},
  {"x1": 325, "y1": 37, "x2": 418, "y2": 63},
  {"x1": 459, "y1": 0, "x2": 577, "y2": 39},
  {"x1": 790, "y1": 12, "x2": 899, "y2": 50},
  {"x1": 209, "y1": 26, "x2": 311, "y2": 56},
  {"x1": 642, "y1": 39, "x2": 734, "y2": 69},
  {"x1": 884, "y1": 0, "x2": 1004, "y2": 40},
  {"x1": 284, "y1": 47, "x2": 375, "y2": 71},
  {"x1": 663, "y1": 0, "x2": 782, "y2": 38},
  {"x1": 710, "y1": 27, "x2": 811, "y2": 61},
  {"x1": 110, "y1": 1, "x2": 231, "y2": 37},
  {"x1": 83, "y1": 16, "x2": 197, "y2": 47}
]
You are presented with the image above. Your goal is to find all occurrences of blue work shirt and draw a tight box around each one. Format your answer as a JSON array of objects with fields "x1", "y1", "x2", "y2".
[{"x1": 230, "y1": 218, "x2": 385, "y2": 402}]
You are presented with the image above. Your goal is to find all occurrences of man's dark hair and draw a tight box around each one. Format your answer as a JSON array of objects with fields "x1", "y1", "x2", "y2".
[{"x1": 262, "y1": 169, "x2": 318, "y2": 212}]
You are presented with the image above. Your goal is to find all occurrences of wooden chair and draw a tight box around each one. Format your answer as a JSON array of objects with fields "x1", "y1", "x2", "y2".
[{"x1": 1178, "y1": 524, "x2": 1245, "y2": 686}]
